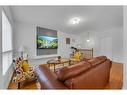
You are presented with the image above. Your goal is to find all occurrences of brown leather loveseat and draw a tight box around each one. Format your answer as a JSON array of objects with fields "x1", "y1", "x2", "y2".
[{"x1": 35, "y1": 56, "x2": 112, "y2": 89}]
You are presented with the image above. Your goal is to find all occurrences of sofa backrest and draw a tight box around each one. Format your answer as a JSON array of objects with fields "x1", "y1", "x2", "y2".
[
  {"x1": 87, "y1": 56, "x2": 107, "y2": 66},
  {"x1": 64, "y1": 59, "x2": 111, "y2": 89},
  {"x1": 56, "y1": 56, "x2": 107, "y2": 82},
  {"x1": 56, "y1": 61, "x2": 91, "y2": 81}
]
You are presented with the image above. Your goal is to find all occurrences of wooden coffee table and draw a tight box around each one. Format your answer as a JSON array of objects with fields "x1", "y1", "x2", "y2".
[{"x1": 47, "y1": 58, "x2": 71, "y2": 71}]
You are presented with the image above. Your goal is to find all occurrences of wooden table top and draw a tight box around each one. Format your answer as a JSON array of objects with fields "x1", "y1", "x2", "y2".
[{"x1": 47, "y1": 58, "x2": 70, "y2": 64}]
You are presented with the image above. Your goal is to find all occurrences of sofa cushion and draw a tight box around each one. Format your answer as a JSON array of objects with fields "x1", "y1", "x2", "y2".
[
  {"x1": 56, "y1": 61, "x2": 91, "y2": 81},
  {"x1": 87, "y1": 56, "x2": 107, "y2": 66},
  {"x1": 22, "y1": 60, "x2": 30, "y2": 72},
  {"x1": 96, "y1": 56, "x2": 107, "y2": 62}
]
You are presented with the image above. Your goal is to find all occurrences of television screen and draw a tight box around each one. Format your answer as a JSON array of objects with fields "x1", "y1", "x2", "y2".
[{"x1": 37, "y1": 36, "x2": 58, "y2": 49}]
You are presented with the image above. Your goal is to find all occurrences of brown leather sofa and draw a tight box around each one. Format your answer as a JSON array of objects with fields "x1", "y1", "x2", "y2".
[{"x1": 35, "y1": 56, "x2": 112, "y2": 89}]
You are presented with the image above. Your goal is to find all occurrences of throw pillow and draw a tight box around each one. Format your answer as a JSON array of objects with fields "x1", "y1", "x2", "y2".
[
  {"x1": 22, "y1": 60, "x2": 30, "y2": 72},
  {"x1": 73, "y1": 52, "x2": 81, "y2": 61}
]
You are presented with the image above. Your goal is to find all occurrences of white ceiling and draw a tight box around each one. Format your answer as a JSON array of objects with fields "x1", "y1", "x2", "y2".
[{"x1": 10, "y1": 6, "x2": 123, "y2": 34}]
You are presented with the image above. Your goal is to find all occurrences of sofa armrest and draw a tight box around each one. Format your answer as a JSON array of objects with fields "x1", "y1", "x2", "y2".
[{"x1": 35, "y1": 65, "x2": 68, "y2": 89}]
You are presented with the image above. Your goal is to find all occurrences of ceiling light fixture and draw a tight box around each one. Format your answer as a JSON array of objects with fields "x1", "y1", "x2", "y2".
[
  {"x1": 70, "y1": 17, "x2": 81, "y2": 25},
  {"x1": 87, "y1": 39, "x2": 90, "y2": 42}
]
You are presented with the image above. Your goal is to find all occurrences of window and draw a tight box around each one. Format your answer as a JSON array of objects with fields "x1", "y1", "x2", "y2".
[{"x1": 2, "y1": 10, "x2": 13, "y2": 75}]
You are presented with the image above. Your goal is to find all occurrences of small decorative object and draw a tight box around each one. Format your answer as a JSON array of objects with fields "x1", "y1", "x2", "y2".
[
  {"x1": 58, "y1": 56, "x2": 61, "y2": 61},
  {"x1": 71, "y1": 47, "x2": 77, "y2": 54},
  {"x1": 71, "y1": 46, "x2": 74, "y2": 49},
  {"x1": 66, "y1": 38, "x2": 70, "y2": 44}
]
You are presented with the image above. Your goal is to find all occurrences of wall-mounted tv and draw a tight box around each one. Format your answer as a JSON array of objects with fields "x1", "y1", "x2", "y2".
[{"x1": 37, "y1": 35, "x2": 58, "y2": 49}]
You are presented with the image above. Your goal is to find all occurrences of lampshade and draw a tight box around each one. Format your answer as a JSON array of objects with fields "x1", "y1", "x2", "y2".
[{"x1": 18, "y1": 46, "x2": 25, "y2": 52}]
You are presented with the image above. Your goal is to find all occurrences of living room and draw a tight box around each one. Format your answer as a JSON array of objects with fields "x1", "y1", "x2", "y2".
[{"x1": 0, "y1": 6, "x2": 127, "y2": 89}]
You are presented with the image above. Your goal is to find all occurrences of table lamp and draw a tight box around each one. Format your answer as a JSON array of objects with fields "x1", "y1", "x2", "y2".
[{"x1": 18, "y1": 46, "x2": 25, "y2": 59}]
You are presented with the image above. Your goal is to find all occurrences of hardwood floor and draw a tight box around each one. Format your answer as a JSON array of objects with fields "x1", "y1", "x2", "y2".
[
  {"x1": 8, "y1": 62, "x2": 123, "y2": 89},
  {"x1": 105, "y1": 62, "x2": 123, "y2": 89}
]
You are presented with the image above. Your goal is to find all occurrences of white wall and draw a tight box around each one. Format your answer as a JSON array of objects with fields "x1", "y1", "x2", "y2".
[
  {"x1": 13, "y1": 21, "x2": 81, "y2": 66},
  {"x1": 79, "y1": 27, "x2": 123, "y2": 63},
  {"x1": 58, "y1": 31, "x2": 82, "y2": 58},
  {"x1": 78, "y1": 32, "x2": 96, "y2": 49},
  {"x1": 0, "y1": 6, "x2": 2, "y2": 89},
  {"x1": 123, "y1": 6, "x2": 127, "y2": 89},
  {"x1": 94, "y1": 27, "x2": 123, "y2": 63},
  {"x1": 1, "y1": 6, "x2": 14, "y2": 89}
]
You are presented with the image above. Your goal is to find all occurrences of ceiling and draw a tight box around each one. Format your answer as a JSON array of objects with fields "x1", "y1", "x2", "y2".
[{"x1": 10, "y1": 6, "x2": 123, "y2": 34}]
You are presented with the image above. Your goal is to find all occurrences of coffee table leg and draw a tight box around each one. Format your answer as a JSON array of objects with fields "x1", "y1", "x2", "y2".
[
  {"x1": 48, "y1": 63, "x2": 50, "y2": 68},
  {"x1": 18, "y1": 82, "x2": 20, "y2": 89},
  {"x1": 69, "y1": 60, "x2": 71, "y2": 65},
  {"x1": 54, "y1": 64, "x2": 55, "y2": 71}
]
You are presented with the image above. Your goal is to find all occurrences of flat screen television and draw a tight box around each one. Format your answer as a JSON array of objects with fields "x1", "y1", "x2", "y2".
[{"x1": 37, "y1": 35, "x2": 58, "y2": 49}]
